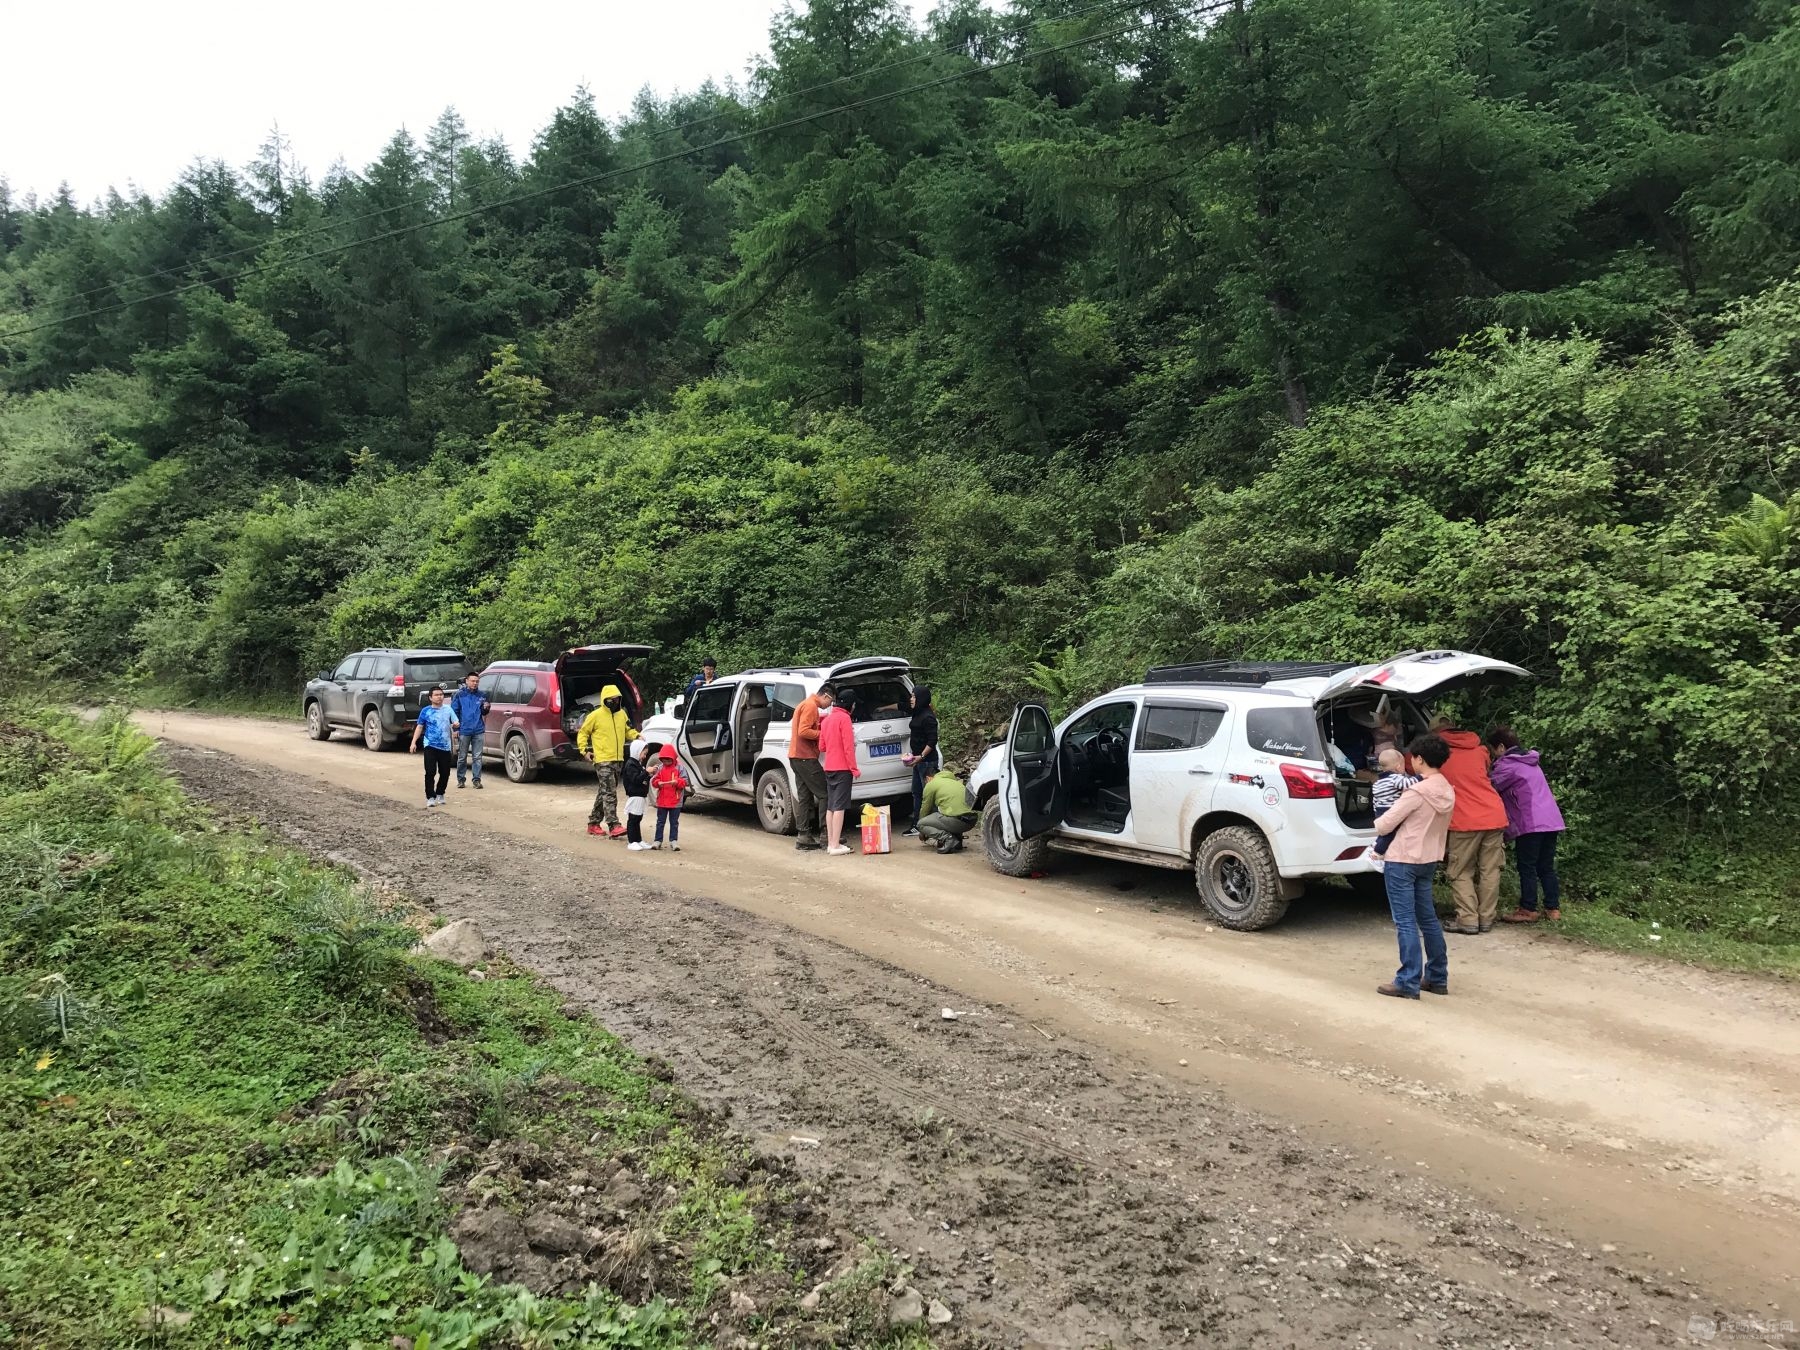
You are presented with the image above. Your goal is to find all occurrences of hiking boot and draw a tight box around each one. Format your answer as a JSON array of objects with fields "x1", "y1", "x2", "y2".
[
  {"x1": 1451, "y1": 924, "x2": 1481, "y2": 935},
  {"x1": 1500, "y1": 908, "x2": 1540, "y2": 924},
  {"x1": 1377, "y1": 983, "x2": 1419, "y2": 1000},
  {"x1": 936, "y1": 837, "x2": 964, "y2": 854},
  {"x1": 1478, "y1": 922, "x2": 1495, "y2": 933},
  {"x1": 586, "y1": 823, "x2": 606, "y2": 836},
  {"x1": 795, "y1": 837, "x2": 821, "y2": 851},
  {"x1": 473, "y1": 780, "x2": 483, "y2": 790},
  {"x1": 608, "y1": 824, "x2": 628, "y2": 840},
  {"x1": 457, "y1": 779, "x2": 466, "y2": 789},
  {"x1": 1544, "y1": 908, "x2": 1563, "y2": 921},
  {"x1": 1421, "y1": 982, "x2": 1450, "y2": 996}
]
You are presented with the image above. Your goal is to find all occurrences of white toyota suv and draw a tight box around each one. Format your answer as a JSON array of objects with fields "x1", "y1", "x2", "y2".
[
  {"x1": 967, "y1": 650, "x2": 1528, "y2": 929},
  {"x1": 640, "y1": 657, "x2": 917, "y2": 833}
]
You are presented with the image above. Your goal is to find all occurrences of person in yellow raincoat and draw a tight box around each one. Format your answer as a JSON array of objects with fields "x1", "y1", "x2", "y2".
[{"x1": 578, "y1": 684, "x2": 639, "y2": 838}]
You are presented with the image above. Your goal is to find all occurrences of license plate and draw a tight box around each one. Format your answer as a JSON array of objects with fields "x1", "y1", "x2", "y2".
[{"x1": 870, "y1": 741, "x2": 902, "y2": 759}]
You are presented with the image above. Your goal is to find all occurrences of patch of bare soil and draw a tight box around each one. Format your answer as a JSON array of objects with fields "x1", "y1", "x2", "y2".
[{"x1": 167, "y1": 743, "x2": 1713, "y2": 1348}]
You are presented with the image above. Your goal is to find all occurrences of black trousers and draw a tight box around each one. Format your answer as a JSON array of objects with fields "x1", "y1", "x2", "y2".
[{"x1": 423, "y1": 746, "x2": 454, "y2": 799}]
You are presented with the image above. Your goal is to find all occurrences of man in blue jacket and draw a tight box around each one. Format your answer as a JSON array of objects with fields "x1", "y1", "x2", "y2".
[{"x1": 450, "y1": 673, "x2": 492, "y2": 789}]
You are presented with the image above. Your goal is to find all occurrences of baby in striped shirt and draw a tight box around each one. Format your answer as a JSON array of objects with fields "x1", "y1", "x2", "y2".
[{"x1": 1371, "y1": 746, "x2": 1421, "y2": 864}]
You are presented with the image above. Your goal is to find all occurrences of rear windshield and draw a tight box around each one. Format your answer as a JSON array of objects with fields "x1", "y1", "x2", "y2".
[
  {"x1": 404, "y1": 658, "x2": 467, "y2": 685},
  {"x1": 838, "y1": 679, "x2": 912, "y2": 723},
  {"x1": 1244, "y1": 706, "x2": 1323, "y2": 760}
]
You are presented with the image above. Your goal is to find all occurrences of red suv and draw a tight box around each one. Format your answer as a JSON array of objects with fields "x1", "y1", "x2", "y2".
[{"x1": 477, "y1": 643, "x2": 656, "y2": 783}]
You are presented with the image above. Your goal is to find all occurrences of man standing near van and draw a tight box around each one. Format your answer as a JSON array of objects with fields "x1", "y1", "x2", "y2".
[
  {"x1": 579, "y1": 683, "x2": 639, "y2": 839},
  {"x1": 788, "y1": 683, "x2": 832, "y2": 852},
  {"x1": 682, "y1": 657, "x2": 718, "y2": 703},
  {"x1": 450, "y1": 672, "x2": 491, "y2": 790}
]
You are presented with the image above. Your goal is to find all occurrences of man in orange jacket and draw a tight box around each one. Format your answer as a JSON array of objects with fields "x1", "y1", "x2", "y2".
[
  {"x1": 1436, "y1": 720, "x2": 1510, "y2": 933},
  {"x1": 788, "y1": 683, "x2": 833, "y2": 852}
]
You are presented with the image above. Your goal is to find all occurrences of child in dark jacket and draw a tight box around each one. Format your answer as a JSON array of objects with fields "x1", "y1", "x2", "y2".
[
  {"x1": 650, "y1": 745, "x2": 689, "y2": 852},
  {"x1": 623, "y1": 742, "x2": 652, "y2": 851}
]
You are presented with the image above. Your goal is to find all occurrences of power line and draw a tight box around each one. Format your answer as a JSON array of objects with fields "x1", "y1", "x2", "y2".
[
  {"x1": 0, "y1": 0, "x2": 1227, "y2": 345},
  {"x1": 40, "y1": 0, "x2": 1162, "y2": 313}
]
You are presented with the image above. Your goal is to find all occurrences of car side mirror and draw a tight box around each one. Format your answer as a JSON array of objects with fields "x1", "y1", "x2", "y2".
[
  {"x1": 673, "y1": 702, "x2": 688, "y2": 719},
  {"x1": 317, "y1": 671, "x2": 332, "y2": 682}
]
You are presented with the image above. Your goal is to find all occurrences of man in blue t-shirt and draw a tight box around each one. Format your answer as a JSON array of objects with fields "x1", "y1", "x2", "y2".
[
  {"x1": 449, "y1": 673, "x2": 492, "y2": 790},
  {"x1": 682, "y1": 658, "x2": 718, "y2": 704},
  {"x1": 410, "y1": 686, "x2": 458, "y2": 806}
]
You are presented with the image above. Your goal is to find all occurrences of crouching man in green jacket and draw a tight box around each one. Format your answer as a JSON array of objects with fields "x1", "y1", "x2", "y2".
[{"x1": 916, "y1": 766, "x2": 979, "y2": 854}]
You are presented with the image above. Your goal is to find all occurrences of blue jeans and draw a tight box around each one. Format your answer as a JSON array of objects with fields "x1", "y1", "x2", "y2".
[
  {"x1": 1384, "y1": 861, "x2": 1448, "y2": 994},
  {"x1": 910, "y1": 753, "x2": 939, "y2": 825},
  {"x1": 456, "y1": 731, "x2": 485, "y2": 783},
  {"x1": 655, "y1": 806, "x2": 681, "y2": 844}
]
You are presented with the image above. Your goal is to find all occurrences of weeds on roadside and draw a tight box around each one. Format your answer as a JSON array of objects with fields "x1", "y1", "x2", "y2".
[{"x1": 288, "y1": 873, "x2": 417, "y2": 997}]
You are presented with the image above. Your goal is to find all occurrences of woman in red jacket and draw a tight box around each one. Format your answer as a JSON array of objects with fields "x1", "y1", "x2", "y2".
[
  {"x1": 1432, "y1": 717, "x2": 1510, "y2": 933},
  {"x1": 818, "y1": 686, "x2": 860, "y2": 856}
]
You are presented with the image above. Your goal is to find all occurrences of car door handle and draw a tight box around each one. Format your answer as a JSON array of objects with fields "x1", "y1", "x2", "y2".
[{"x1": 1188, "y1": 767, "x2": 1214, "y2": 775}]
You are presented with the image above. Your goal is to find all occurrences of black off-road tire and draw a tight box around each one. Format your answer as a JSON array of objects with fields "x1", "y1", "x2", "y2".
[
  {"x1": 304, "y1": 701, "x2": 331, "y2": 741},
  {"x1": 504, "y1": 734, "x2": 539, "y2": 783},
  {"x1": 1193, "y1": 825, "x2": 1289, "y2": 930},
  {"x1": 982, "y1": 798, "x2": 1052, "y2": 878},
  {"x1": 755, "y1": 766, "x2": 796, "y2": 835},
  {"x1": 362, "y1": 709, "x2": 393, "y2": 752}
]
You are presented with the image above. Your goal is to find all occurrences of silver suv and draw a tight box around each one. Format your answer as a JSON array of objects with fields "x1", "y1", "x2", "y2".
[
  {"x1": 967, "y1": 650, "x2": 1527, "y2": 929},
  {"x1": 640, "y1": 657, "x2": 917, "y2": 832}
]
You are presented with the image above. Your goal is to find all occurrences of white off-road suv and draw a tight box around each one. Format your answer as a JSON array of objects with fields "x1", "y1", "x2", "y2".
[
  {"x1": 967, "y1": 650, "x2": 1528, "y2": 929},
  {"x1": 640, "y1": 657, "x2": 917, "y2": 833}
]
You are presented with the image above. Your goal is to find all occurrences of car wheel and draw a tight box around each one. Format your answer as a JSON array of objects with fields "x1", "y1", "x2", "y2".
[
  {"x1": 362, "y1": 709, "x2": 391, "y2": 752},
  {"x1": 504, "y1": 735, "x2": 539, "y2": 783},
  {"x1": 305, "y1": 701, "x2": 331, "y2": 741},
  {"x1": 1193, "y1": 825, "x2": 1288, "y2": 930},
  {"x1": 981, "y1": 798, "x2": 1051, "y2": 878},
  {"x1": 756, "y1": 767, "x2": 796, "y2": 835}
]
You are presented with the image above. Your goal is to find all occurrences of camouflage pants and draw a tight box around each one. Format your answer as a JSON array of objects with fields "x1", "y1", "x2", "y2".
[{"x1": 588, "y1": 759, "x2": 624, "y2": 827}]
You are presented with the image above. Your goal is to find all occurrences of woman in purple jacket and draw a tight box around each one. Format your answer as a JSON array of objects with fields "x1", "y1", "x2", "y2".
[{"x1": 1486, "y1": 726, "x2": 1567, "y2": 923}]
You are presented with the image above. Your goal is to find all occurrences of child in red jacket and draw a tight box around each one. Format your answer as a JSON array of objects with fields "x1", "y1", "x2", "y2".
[{"x1": 650, "y1": 744, "x2": 689, "y2": 852}]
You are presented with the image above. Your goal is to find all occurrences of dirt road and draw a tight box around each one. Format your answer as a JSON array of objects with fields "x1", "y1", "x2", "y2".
[{"x1": 146, "y1": 710, "x2": 1798, "y2": 1340}]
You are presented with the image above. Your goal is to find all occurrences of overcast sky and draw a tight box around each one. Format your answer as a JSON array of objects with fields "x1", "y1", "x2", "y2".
[{"x1": 1, "y1": 0, "x2": 941, "y2": 205}]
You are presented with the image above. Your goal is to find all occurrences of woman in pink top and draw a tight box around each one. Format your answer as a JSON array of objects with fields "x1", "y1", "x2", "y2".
[
  {"x1": 1371, "y1": 734, "x2": 1457, "y2": 1000},
  {"x1": 817, "y1": 685, "x2": 860, "y2": 855}
]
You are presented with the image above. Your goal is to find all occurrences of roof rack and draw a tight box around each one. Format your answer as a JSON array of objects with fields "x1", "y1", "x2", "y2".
[{"x1": 1144, "y1": 659, "x2": 1355, "y2": 687}]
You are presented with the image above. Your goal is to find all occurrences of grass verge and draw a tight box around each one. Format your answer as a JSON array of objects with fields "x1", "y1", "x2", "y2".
[{"x1": 0, "y1": 707, "x2": 937, "y2": 1348}]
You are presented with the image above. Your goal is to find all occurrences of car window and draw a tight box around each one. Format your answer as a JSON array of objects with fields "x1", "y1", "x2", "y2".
[
  {"x1": 369, "y1": 655, "x2": 399, "y2": 681},
  {"x1": 767, "y1": 683, "x2": 805, "y2": 722},
  {"x1": 1065, "y1": 700, "x2": 1137, "y2": 744},
  {"x1": 1138, "y1": 704, "x2": 1226, "y2": 752},
  {"x1": 499, "y1": 674, "x2": 531, "y2": 703},
  {"x1": 1013, "y1": 706, "x2": 1054, "y2": 755},
  {"x1": 839, "y1": 679, "x2": 911, "y2": 722},
  {"x1": 332, "y1": 656, "x2": 361, "y2": 681},
  {"x1": 1245, "y1": 706, "x2": 1323, "y2": 760},
  {"x1": 687, "y1": 684, "x2": 735, "y2": 727},
  {"x1": 517, "y1": 674, "x2": 544, "y2": 706},
  {"x1": 478, "y1": 673, "x2": 500, "y2": 697},
  {"x1": 404, "y1": 658, "x2": 467, "y2": 685}
]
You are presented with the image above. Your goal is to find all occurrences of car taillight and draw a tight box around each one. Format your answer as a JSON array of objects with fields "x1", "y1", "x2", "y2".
[
  {"x1": 548, "y1": 674, "x2": 562, "y2": 714},
  {"x1": 392, "y1": 673, "x2": 406, "y2": 688},
  {"x1": 1279, "y1": 763, "x2": 1336, "y2": 799}
]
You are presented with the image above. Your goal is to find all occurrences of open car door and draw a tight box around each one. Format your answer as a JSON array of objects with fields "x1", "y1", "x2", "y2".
[
  {"x1": 999, "y1": 704, "x2": 1065, "y2": 848},
  {"x1": 1313, "y1": 649, "x2": 1531, "y2": 705},
  {"x1": 680, "y1": 682, "x2": 738, "y2": 788}
]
